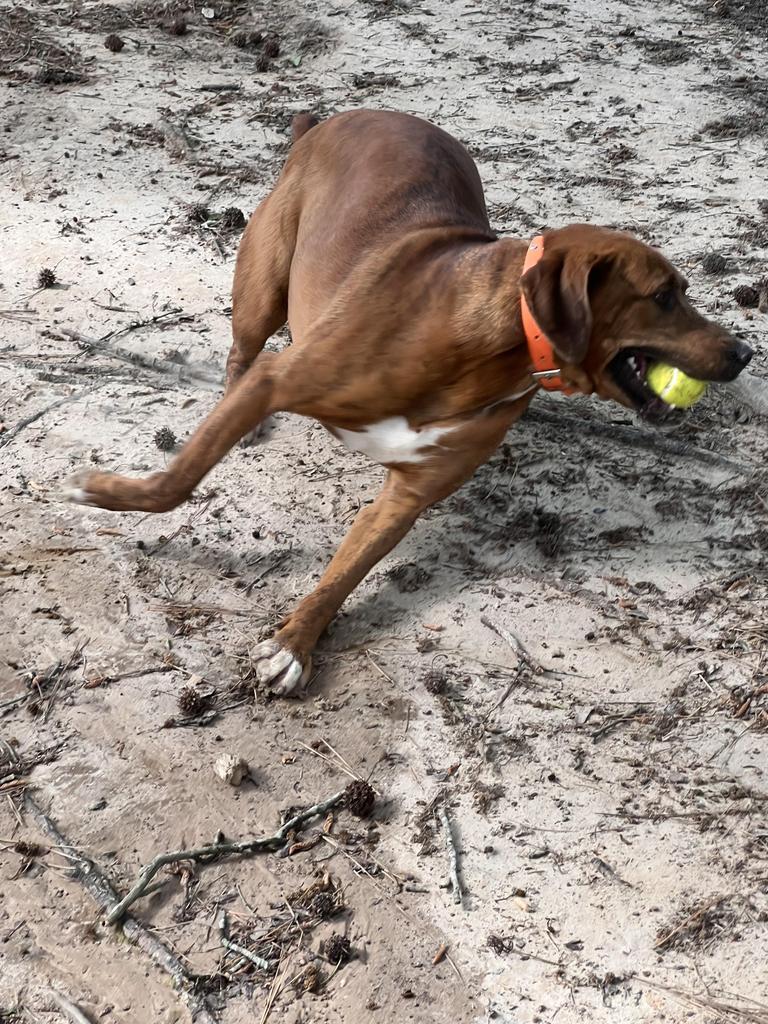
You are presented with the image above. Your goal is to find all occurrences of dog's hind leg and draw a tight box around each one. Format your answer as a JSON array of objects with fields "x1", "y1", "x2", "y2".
[
  {"x1": 226, "y1": 190, "x2": 297, "y2": 393},
  {"x1": 226, "y1": 190, "x2": 297, "y2": 445},
  {"x1": 62, "y1": 354, "x2": 287, "y2": 513}
]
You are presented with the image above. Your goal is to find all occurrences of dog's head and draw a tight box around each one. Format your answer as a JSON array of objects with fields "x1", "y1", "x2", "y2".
[{"x1": 520, "y1": 225, "x2": 752, "y2": 417}]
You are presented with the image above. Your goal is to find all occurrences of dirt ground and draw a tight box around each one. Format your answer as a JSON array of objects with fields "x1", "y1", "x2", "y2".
[{"x1": 1, "y1": 0, "x2": 768, "y2": 1022}]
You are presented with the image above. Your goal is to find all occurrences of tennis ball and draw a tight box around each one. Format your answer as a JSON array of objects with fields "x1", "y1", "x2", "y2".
[{"x1": 646, "y1": 362, "x2": 708, "y2": 408}]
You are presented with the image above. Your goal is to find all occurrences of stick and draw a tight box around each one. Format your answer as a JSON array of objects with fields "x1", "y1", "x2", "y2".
[
  {"x1": 23, "y1": 794, "x2": 217, "y2": 1024},
  {"x1": 0, "y1": 385, "x2": 103, "y2": 448},
  {"x1": 106, "y1": 789, "x2": 345, "y2": 924},
  {"x1": 438, "y1": 807, "x2": 463, "y2": 905},
  {"x1": 59, "y1": 327, "x2": 222, "y2": 390},
  {"x1": 524, "y1": 405, "x2": 753, "y2": 475},
  {"x1": 48, "y1": 991, "x2": 95, "y2": 1024},
  {"x1": 654, "y1": 895, "x2": 728, "y2": 950},
  {"x1": 480, "y1": 616, "x2": 545, "y2": 675},
  {"x1": 218, "y1": 909, "x2": 276, "y2": 972}
]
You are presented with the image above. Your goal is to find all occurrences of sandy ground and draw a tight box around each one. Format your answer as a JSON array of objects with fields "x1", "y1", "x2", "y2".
[{"x1": 1, "y1": 0, "x2": 768, "y2": 1022}]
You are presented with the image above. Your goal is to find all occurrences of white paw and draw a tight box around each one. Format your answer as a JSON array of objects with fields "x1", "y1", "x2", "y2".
[
  {"x1": 58, "y1": 471, "x2": 97, "y2": 506},
  {"x1": 252, "y1": 639, "x2": 311, "y2": 696}
]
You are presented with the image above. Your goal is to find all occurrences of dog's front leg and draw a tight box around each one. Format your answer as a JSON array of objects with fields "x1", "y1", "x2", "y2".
[
  {"x1": 61, "y1": 353, "x2": 285, "y2": 512},
  {"x1": 253, "y1": 415, "x2": 515, "y2": 696}
]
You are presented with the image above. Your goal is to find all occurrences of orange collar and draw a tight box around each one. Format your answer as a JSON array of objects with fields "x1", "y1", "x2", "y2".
[{"x1": 520, "y1": 235, "x2": 576, "y2": 395}]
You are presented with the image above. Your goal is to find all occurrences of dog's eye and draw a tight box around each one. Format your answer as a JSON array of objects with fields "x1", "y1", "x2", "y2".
[{"x1": 653, "y1": 289, "x2": 676, "y2": 312}]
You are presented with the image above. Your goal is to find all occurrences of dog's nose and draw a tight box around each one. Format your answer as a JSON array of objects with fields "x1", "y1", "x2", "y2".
[{"x1": 726, "y1": 340, "x2": 753, "y2": 371}]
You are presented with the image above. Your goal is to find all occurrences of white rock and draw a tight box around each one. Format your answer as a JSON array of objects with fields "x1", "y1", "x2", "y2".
[{"x1": 214, "y1": 753, "x2": 249, "y2": 786}]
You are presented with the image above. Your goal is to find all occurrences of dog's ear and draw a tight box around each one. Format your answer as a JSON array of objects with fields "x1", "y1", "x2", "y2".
[{"x1": 521, "y1": 251, "x2": 601, "y2": 365}]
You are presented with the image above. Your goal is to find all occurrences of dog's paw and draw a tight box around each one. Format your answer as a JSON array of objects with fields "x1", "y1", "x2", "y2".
[
  {"x1": 57, "y1": 470, "x2": 98, "y2": 506},
  {"x1": 252, "y1": 639, "x2": 311, "y2": 697}
]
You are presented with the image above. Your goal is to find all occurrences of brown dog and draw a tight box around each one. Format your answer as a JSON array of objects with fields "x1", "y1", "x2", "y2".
[{"x1": 64, "y1": 109, "x2": 752, "y2": 695}]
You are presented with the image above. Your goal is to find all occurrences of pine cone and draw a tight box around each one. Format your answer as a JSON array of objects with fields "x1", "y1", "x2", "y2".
[
  {"x1": 104, "y1": 34, "x2": 125, "y2": 52},
  {"x1": 154, "y1": 426, "x2": 177, "y2": 452},
  {"x1": 312, "y1": 891, "x2": 337, "y2": 920},
  {"x1": 344, "y1": 779, "x2": 375, "y2": 818},
  {"x1": 423, "y1": 669, "x2": 446, "y2": 695},
  {"x1": 323, "y1": 933, "x2": 351, "y2": 964},
  {"x1": 733, "y1": 284, "x2": 759, "y2": 308},
  {"x1": 230, "y1": 28, "x2": 263, "y2": 49},
  {"x1": 262, "y1": 33, "x2": 280, "y2": 57},
  {"x1": 701, "y1": 252, "x2": 727, "y2": 275},
  {"x1": 177, "y1": 686, "x2": 210, "y2": 718},
  {"x1": 187, "y1": 203, "x2": 210, "y2": 224},
  {"x1": 37, "y1": 267, "x2": 57, "y2": 289},
  {"x1": 220, "y1": 206, "x2": 246, "y2": 231}
]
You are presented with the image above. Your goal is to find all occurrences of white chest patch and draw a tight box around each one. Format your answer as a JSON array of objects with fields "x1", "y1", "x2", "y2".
[{"x1": 334, "y1": 416, "x2": 452, "y2": 465}]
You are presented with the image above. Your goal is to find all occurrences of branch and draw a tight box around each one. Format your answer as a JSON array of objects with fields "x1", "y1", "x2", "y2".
[
  {"x1": 218, "y1": 909, "x2": 276, "y2": 972},
  {"x1": 48, "y1": 991, "x2": 95, "y2": 1024},
  {"x1": 438, "y1": 807, "x2": 463, "y2": 906},
  {"x1": 480, "y1": 616, "x2": 546, "y2": 675},
  {"x1": 23, "y1": 794, "x2": 217, "y2": 1024},
  {"x1": 0, "y1": 385, "x2": 103, "y2": 448},
  {"x1": 106, "y1": 789, "x2": 346, "y2": 924}
]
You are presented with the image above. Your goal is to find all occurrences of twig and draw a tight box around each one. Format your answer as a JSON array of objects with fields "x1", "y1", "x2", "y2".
[
  {"x1": 654, "y1": 895, "x2": 728, "y2": 950},
  {"x1": 635, "y1": 976, "x2": 768, "y2": 1024},
  {"x1": 23, "y1": 794, "x2": 217, "y2": 1024},
  {"x1": 524, "y1": 405, "x2": 753, "y2": 475},
  {"x1": 107, "y1": 789, "x2": 345, "y2": 923},
  {"x1": 294, "y1": 740, "x2": 360, "y2": 783},
  {"x1": 259, "y1": 958, "x2": 288, "y2": 1024},
  {"x1": 218, "y1": 909, "x2": 276, "y2": 971},
  {"x1": 480, "y1": 616, "x2": 545, "y2": 675},
  {"x1": 48, "y1": 991, "x2": 95, "y2": 1024},
  {"x1": 59, "y1": 327, "x2": 221, "y2": 390},
  {"x1": 0, "y1": 385, "x2": 103, "y2": 448},
  {"x1": 484, "y1": 663, "x2": 525, "y2": 719},
  {"x1": 438, "y1": 807, "x2": 463, "y2": 905}
]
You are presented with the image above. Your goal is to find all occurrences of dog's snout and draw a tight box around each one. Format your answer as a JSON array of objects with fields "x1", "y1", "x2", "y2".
[{"x1": 726, "y1": 340, "x2": 753, "y2": 372}]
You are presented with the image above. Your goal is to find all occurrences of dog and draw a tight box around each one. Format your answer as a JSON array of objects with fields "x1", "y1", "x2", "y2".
[{"x1": 64, "y1": 109, "x2": 753, "y2": 695}]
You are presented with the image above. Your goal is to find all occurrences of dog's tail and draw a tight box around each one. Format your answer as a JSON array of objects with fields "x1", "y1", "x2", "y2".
[{"x1": 291, "y1": 112, "x2": 320, "y2": 144}]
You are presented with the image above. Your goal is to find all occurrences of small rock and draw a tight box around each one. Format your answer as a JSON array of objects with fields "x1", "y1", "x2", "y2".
[{"x1": 214, "y1": 753, "x2": 249, "y2": 786}]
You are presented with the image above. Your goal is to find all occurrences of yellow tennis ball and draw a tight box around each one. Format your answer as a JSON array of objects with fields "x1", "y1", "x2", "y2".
[{"x1": 646, "y1": 362, "x2": 708, "y2": 408}]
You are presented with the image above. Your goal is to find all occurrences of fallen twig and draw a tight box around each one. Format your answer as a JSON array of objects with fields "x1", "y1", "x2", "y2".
[
  {"x1": 654, "y1": 894, "x2": 729, "y2": 950},
  {"x1": 438, "y1": 806, "x2": 463, "y2": 905},
  {"x1": 106, "y1": 789, "x2": 346, "y2": 923},
  {"x1": 48, "y1": 991, "x2": 95, "y2": 1024},
  {"x1": 480, "y1": 616, "x2": 546, "y2": 675},
  {"x1": 58, "y1": 324, "x2": 222, "y2": 391},
  {"x1": 0, "y1": 385, "x2": 103, "y2": 448},
  {"x1": 218, "y1": 909, "x2": 276, "y2": 972},
  {"x1": 635, "y1": 976, "x2": 768, "y2": 1024},
  {"x1": 23, "y1": 794, "x2": 217, "y2": 1024}
]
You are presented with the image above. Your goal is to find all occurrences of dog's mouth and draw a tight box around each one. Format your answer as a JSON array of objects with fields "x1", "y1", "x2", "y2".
[{"x1": 607, "y1": 347, "x2": 681, "y2": 420}]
